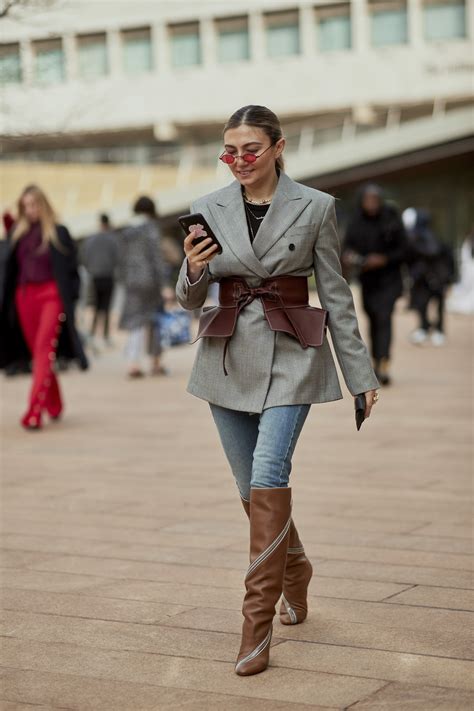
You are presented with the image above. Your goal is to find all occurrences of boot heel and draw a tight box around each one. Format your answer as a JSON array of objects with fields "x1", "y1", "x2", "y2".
[{"x1": 279, "y1": 557, "x2": 313, "y2": 625}]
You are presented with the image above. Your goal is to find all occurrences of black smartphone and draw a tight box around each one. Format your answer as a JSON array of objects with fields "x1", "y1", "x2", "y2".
[
  {"x1": 354, "y1": 393, "x2": 366, "y2": 431},
  {"x1": 178, "y1": 213, "x2": 223, "y2": 255}
]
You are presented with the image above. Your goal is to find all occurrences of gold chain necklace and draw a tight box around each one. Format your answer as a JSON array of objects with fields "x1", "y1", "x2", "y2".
[
  {"x1": 244, "y1": 200, "x2": 270, "y2": 243},
  {"x1": 244, "y1": 201, "x2": 267, "y2": 221},
  {"x1": 243, "y1": 190, "x2": 273, "y2": 205}
]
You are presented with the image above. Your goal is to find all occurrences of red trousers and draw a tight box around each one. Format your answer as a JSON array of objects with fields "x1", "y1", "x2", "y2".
[{"x1": 15, "y1": 280, "x2": 66, "y2": 427}]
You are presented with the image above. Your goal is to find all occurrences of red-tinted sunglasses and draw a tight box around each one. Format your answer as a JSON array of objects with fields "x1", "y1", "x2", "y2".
[{"x1": 219, "y1": 143, "x2": 274, "y2": 165}]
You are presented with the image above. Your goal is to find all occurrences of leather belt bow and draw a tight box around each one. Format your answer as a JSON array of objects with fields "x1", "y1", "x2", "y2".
[{"x1": 195, "y1": 276, "x2": 328, "y2": 376}]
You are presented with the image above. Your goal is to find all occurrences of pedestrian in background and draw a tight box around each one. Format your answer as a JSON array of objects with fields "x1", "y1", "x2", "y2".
[
  {"x1": 405, "y1": 208, "x2": 455, "y2": 346},
  {"x1": 0, "y1": 184, "x2": 88, "y2": 430},
  {"x1": 82, "y1": 212, "x2": 118, "y2": 346},
  {"x1": 343, "y1": 183, "x2": 406, "y2": 385},
  {"x1": 117, "y1": 196, "x2": 166, "y2": 378}
]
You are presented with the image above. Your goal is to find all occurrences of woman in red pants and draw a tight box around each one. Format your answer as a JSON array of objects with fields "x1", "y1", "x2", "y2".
[{"x1": 0, "y1": 185, "x2": 88, "y2": 429}]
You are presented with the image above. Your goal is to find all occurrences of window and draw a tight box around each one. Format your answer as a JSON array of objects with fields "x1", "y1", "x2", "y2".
[
  {"x1": 423, "y1": 0, "x2": 466, "y2": 40},
  {"x1": 217, "y1": 16, "x2": 250, "y2": 62},
  {"x1": 78, "y1": 33, "x2": 108, "y2": 79},
  {"x1": 265, "y1": 11, "x2": 300, "y2": 58},
  {"x1": 34, "y1": 39, "x2": 65, "y2": 84},
  {"x1": 370, "y1": 1, "x2": 408, "y2": 46},
  {"x1": 122, "y1": 27, "x2": 152, "y2": 74},
  {"x1": 0, "y1": 44, "x2": 22, "y2": 84},
  {"x1": 317, "y1": 4, "x2": 351, "y2": 52},
  {"x1": 170, "y1": 22, "x2": 201, "y2": 67}
]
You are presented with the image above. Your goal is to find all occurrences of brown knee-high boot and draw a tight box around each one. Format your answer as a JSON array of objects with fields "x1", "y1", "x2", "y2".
[
  {"x1": 235, "y1": 487, "x2": 292, "y2": 676},
  {"x1": 241, "y1": 495, "x2": 312, "y2": 626}
]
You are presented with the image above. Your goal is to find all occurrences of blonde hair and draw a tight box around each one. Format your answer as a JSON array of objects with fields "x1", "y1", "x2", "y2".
[
  {"x1": 12, "y1": 184, "x2": 59, "y2": 248},
  {"x1": 223, "y1": 105, "x2": 285, "y2": 172}
]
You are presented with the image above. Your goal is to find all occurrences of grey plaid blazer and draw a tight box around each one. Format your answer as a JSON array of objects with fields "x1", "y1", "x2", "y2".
[{"x1": 176, "y1": 172, "x2": 379, "y2": 413}]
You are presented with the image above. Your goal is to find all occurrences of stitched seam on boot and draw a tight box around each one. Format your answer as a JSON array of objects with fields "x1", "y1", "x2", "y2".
[
  {"x1": 247, "y1": 515, "x2": 291, "y2": 577},
  {"x1": 287, "y1": 546, "x2": 305, "y2": 554},
  {"x1": 282, "y1": 595, "x2": 298, "y2": 624}
]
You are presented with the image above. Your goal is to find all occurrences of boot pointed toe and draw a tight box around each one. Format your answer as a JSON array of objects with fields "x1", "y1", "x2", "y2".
[{"x1": 235, "y1": 628, "x2": 272, "y2": 676}]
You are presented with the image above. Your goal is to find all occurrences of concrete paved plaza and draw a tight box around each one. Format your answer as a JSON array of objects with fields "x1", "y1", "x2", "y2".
[{"x1": 1, "y1": 299, "x2": 472, "y2": 710}]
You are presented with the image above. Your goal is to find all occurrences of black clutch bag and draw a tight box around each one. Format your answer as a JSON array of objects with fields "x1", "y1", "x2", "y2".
[{"x1": 354, "y1": 393, "x2": 366, "y2": 431}]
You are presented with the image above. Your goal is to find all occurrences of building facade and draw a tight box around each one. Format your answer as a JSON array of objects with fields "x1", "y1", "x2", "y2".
[
  {"x1": 0, "y1": 0, "x2": 472, "y2": 154},
  {"x1": 0, "y1": 0, "x2": 472, "y2": 241}
]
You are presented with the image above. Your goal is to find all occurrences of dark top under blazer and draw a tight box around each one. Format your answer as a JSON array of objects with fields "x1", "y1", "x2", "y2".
[{"x1": 176, "y1": 172, "x2": 379, "y2": 413}]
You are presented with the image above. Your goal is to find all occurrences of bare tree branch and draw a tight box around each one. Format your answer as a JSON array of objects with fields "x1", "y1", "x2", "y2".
[
  {"x1": 0, "y1": 0, "x2": 56, "y2": 20},
  {"x1": 0, "y1": 0, "x2": 21, "y2": 18}
]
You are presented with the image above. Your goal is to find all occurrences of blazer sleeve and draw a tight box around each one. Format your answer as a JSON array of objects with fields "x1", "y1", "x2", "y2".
[
  {"x1": 175, "y1": 258, "x2": 210, "y2": 310},
  {"x1": 313, "y1": 197, "x2": 379, "y2": 395}
]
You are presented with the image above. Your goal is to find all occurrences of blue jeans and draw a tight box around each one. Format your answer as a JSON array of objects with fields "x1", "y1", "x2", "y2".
[{"x1": 210, "y1": 404, "x2": 311, "y2": 501}]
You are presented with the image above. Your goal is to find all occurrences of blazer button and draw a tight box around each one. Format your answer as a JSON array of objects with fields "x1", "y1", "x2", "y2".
[{"x1": 289, "y1": 243, "x2": 295, "y2": 251}]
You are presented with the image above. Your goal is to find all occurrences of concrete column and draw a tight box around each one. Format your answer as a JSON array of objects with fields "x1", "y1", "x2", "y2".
[
  {"x1": 64, "y1": 33, "x2": 78, "y2": 81},
  {"x1": 20, "y1": 39, "x2": 34, "y2": 86},
  {"x1": 107, "y1": 28, "x2": 122, "y2": 78},
  {"x1": 300, "y1": 5, "x2": 316, "y2": 56},
  {"x1": 152, "y1": 21, "x2": 169, "y2": 73},
  {"x1": 249, "y1": 10, "x2": 266, "y2": 62},
  {"x1": 407, "y1": 0, "x2": 424, "y2": 48},
  {"x1": 200, "y1": 16, "x2": 216, "y2": 67},
  {"x1": 467, "y1": 0, "x2": 474, "y2": 42},
  {"x1": 352, "y1": 0, "x2": 369, "y2": 53}
]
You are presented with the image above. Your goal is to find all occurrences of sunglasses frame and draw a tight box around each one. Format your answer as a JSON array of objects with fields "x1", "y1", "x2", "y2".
[{"x1": 219, "y1": 143, "x2": 275, "y2": 165}]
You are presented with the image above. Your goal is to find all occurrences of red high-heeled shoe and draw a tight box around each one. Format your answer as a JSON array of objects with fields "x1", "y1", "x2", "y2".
[{"x1": 21, "y1": 411, "x2": 42, "y2": 431}]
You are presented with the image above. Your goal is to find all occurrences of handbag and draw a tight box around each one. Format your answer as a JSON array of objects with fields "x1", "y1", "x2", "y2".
[{"x1": 155, "y1": 308, "x2": 191, "y2": 348}]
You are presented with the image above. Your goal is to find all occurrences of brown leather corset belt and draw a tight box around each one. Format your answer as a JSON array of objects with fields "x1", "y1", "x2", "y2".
[{"x1": 195, "y1": 275, "x2": 328, "y2": 376}]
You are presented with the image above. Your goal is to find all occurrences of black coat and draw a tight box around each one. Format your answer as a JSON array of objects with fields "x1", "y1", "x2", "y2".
[
  {"x1": 0, "y1": 224, "x2": 88, "y2": 370},
  {"x1": 344, "y1": 204, "x2": 406, "y2": 305},
  {"x1": 406, "y1": 211, "x2": 456, "y2": 299}
]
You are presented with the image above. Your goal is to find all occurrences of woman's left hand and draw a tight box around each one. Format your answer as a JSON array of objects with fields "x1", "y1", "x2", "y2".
[{"x1": 362, "y1": 389, "x2": 379, "y2": 418}]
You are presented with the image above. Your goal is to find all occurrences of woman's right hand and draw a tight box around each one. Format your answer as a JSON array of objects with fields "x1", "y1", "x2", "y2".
[{"x1": 184, "y1": 230, "x2": 219, "y2": 282}]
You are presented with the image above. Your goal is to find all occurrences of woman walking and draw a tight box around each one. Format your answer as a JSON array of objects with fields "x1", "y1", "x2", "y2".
[
  {"x1": 0, "y1": 185, "x2": 88, "y2": 430},
  {"x1": 176, "y1": 105, "x2": 379, "y2": 676},
  {"x1": 117, "y1": 196, "x2": 165, "y2": 378}
]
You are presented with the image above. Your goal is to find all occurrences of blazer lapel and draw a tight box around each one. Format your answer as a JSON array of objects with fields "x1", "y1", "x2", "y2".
[
  {"x1": 251, "y1": 173, "x2": 312, "y2": 261},
  {"x1": 208, "y1": 181, "x2": 271, "y2": 280}
]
